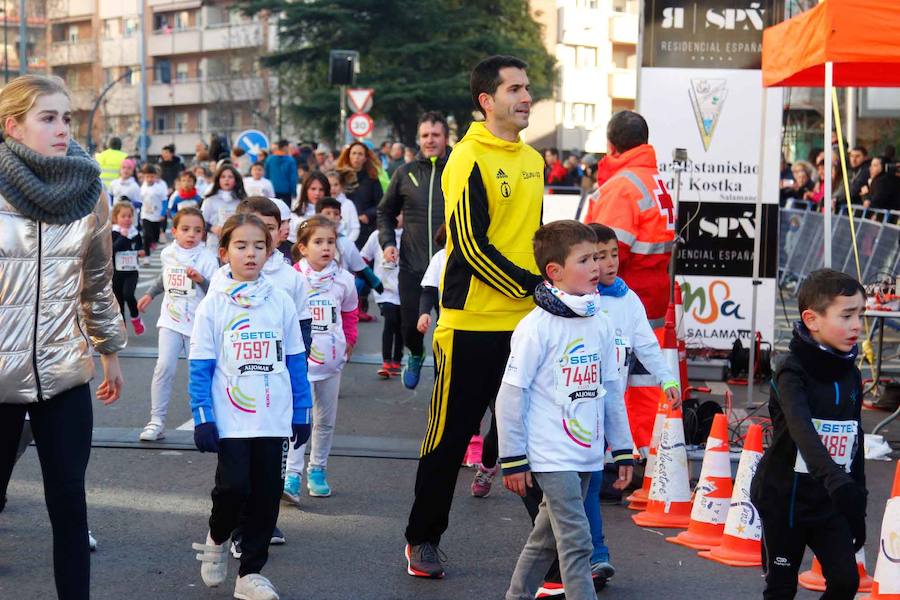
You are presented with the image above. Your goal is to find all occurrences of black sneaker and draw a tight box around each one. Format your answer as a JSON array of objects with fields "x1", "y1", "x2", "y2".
[{"x1": 405, "y1": 542, "x2": 445, "y2": 578}]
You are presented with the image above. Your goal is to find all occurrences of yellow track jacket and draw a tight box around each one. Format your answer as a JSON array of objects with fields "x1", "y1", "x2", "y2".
[{"x1": 439, "y1": 121, "x2": 544, "y2": 331}]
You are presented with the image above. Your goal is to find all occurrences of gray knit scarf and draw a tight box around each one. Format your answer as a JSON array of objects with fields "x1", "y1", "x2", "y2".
[{"x1": 0, "y1": 138, "x2": 101, "y2": 224}]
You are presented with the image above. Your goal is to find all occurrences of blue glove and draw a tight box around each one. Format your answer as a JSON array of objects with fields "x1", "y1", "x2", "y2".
[
  {"x1": 194, "y1": 422, "x2": 220, "y2": 453},
  {"x1": 291, "y1": 423, "x2": 311, "y2": 449}
]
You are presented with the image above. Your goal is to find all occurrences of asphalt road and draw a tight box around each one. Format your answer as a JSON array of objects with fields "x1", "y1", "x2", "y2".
[{"x1": 2, "y1": 249, "x2": 898, "y2": 599}]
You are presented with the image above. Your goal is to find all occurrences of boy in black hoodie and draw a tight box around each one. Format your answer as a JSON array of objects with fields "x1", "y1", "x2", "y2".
[{"x1": 750, "y1": 269, "x2": 867, "y2": 599}]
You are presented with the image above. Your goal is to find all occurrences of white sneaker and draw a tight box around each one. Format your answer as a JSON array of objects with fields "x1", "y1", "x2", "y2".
[
  {"x1": 233, "y1": 573, "x2": 280, "y2": 600},
  {"x1": 140, "y1": 256, "x2": 151, "y2": 267},
  {"x1": 139, "y1": 422, "x2": 166, "y2": 441},
  {"x1": 193, "y1": 532, "x2": 228, "y2": 587},
  {"x1": 88, "y1": 530, "x2": 97, "y2": 551}
]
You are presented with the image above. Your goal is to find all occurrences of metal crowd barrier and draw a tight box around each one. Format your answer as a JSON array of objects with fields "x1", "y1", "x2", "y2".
[{"x1": 778, "y1": 204, "x2": 900, "y2": 291}]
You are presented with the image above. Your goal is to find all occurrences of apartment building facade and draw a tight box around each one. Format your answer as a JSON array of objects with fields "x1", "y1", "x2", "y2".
[
  {"x1": 1, "y1": 0, "x2": 49, "y2": 81},
  {"x1": 45, "y1": 0, "x2": 276, "y2": 157},
  {"x1": 527, "y1": 0, "x2": 639, "y2": 154}
]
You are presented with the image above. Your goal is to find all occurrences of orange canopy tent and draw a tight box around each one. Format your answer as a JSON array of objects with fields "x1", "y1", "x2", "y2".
[{"x1": 762, "y1": 0, "x2": 900, "y2": 88}]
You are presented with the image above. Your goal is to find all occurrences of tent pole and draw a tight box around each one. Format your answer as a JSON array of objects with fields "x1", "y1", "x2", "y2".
[
  {"x1": 846, "y1": 87, "x2": 856, "y2": 148},
  {"x1": 823, "y1": 61, "x2": 833, "y2": 268},
  {"x1": 747, "y1": 86, "x2": 768, "y2": 407}
]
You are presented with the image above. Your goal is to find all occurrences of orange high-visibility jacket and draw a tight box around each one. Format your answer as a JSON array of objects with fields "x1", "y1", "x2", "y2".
[{"x1": 585, "y1": 144, "x2": 675, "y2": 320}]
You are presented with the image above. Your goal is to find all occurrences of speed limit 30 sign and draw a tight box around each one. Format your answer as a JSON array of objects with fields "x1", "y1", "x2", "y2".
[{"x1": 348, "y1": 112, "x2": 374, "y2": 138}]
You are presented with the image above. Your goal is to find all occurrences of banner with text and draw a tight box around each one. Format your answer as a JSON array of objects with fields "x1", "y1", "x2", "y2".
[{"x1": 639, "y1": 0, "x2": 783, "y2": 350}]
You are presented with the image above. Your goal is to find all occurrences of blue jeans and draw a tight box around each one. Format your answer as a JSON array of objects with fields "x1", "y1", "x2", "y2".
[{"x1": 585, "y1": 470, "x2": 609, "y2": 564}]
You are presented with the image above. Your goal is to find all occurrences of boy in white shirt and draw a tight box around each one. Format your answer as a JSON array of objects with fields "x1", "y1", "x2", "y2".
[
  {"x1": 244, "y1": 162, "x2": 276, "y2": 198},
  {"x1": 138, "y1": 163, "x2": 169, "y2": 264},
  {"x1": 360, "y1": 215, "x2": 404, "y2": 377},
  {"x1": 498, "y1": 220, "x2": 633, "y2": 600}
]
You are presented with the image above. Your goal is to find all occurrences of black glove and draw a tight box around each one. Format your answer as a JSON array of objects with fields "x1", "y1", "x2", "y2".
[
  {"x1": 374, "y1": 282, "x2": 385, "y2": 294},
  {"x1": 194, "y1": 422, "x2": 220, "y2": 453},
  {"x1": 849, "y1": 514, "x2": 866, "y2": 552},
  {"x1": 291, "y1": 423, "x2": 311, "y2": 449},
  {"x1": 830, "y1": 482, "x2": 867, "y2": 520}
]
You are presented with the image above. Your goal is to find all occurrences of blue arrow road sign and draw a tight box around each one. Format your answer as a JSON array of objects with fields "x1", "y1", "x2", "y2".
[{"x1": 235, "y1": 129, "x2": 270, "y2": 163}]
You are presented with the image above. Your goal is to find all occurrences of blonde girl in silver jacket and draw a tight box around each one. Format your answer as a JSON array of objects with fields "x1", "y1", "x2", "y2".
[{"x1": 0, "y1": 75, "x2": 126, "y2": 600}]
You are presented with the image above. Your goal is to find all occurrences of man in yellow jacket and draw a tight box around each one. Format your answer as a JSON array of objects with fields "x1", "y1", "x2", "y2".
[
  {"x1": 404, "y1": 55, "x2": 545, "y2": 579},
  {"x1": 94, "y1": 137, "x2": 127, "y2": 188}
]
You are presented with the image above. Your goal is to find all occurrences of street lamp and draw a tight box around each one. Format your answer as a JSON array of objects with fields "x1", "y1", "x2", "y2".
[
  {"x1": 2, "y1": 1, "x2": 8, "y2": 84},
  {"x1": 86, "y1": 69, "x2": 135, "y2": 155}
]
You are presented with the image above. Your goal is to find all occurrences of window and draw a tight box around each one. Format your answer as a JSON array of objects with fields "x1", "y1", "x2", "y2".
[
  {"x1": 176, "y1": 62, "x2": 189, "y2": 82},
  {"x1": 612, "y1": 0, "x2": 629, "y2": 12},
  {"x1": 123, "y1": 18, "x2": 139, "y2": 36},
  {"x1": 128, "y1": 67, "x2": 141, "y2": 86},
  {"x1": 577, "y1": 46, "x2": 597, "y2": 68},
  {"x1": 153, "y1": 14, "x2": 170, "y2": 31},
  {"x1": 68, "y1": 25, "x2": 79, "y2": 43},
  {"x1": 156, "y1": 59, "x2": 172, "y2": 84},
  {"x1": 103, "y1": 18, "x2": 120, "y2": 39},
  {"x1": 103, "y1": 68, "x2": 113, "y2": 86},
  {"x1": 155, "y1": 111, "x2": 170, "y2": 132},
  {"x1": 174, "y1": 10, "x2": 191, "y2": 29},
  {"x1": 175, "y1": 112, "x2": 188, "y2": 133},
  {"x1": 573, "y1": 103, "x2": 585, "y2": 125}
]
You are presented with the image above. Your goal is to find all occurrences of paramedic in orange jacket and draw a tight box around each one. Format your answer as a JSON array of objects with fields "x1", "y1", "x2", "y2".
[{"x1": 585, "y1": 110, "x2": 675, "y2": 451}]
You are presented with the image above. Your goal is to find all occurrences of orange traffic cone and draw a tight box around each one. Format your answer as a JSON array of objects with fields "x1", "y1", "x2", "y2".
[
  {"x1": 698, "y1": 424, "x2": 764, "y2": 567},
  {"x1": 862, "y1": 461, "x2": 900, "y2": 600},
  {"x1": 667, "y1": 413, "x2": 732, "y2": 550},
  {"x1": 799, "y1": 549, "x2": 873, "y2": 593},
  {"x1": 626, "y1": 399, "x2": 666, "y2": 511},
  {"x1": 632, "y1": 400, "x2": 692, "y2": 528}
]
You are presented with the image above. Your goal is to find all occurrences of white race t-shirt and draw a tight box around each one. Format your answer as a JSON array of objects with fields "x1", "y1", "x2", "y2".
[
  {"x1": 157, "y1": 244, "x2": 220, "y2": 336},
  {"x1": 597, "y1": 289, "x2": 675, "y2": 384},
  {"x1": 108, "y1": 177, "x2": 141, "y2": 207},
  {"x1": 421, "y1": 248, "x2": 446, "y2": 290},
  {"x1": 336, "y1": 235, "x2": 366, "y2": 273},
  {"x1": 209, "y1": 251, "x2": 313, "y2": 322},
  {"x1": 189, "y1": 283, "x2": 304, "y2": 439},
  {"x1": 202, "y1": 191, "x2": 240, "y2": 248},
  {"x1": 295, "y1": 264, "x2": 358, "y2": 381},
  {"x1": 140, "y1": 180, "x2": 169, "y2": 222},
  {"x1": 502, "y1": 307, "x2": 624, "y2": 472},
  {"x1": 244, "y1": 177, "x2": 275, "y2": 198},
  {"x1": 360, "y1": 229, "x2": 402, "y2": 305},
  {"x1": 336, "y1": 193, "x2": 360, "y2": 242}
]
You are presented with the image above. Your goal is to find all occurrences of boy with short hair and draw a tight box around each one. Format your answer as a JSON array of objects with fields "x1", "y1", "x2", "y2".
[
  {"x1": 170, "y1": 170, "x2": 203, "y2": 214},
  {"x1": 314, "y1": 197, "x2": 383, "y2": 295},
  {"x1": 498, "y1": 220, "x2": 633, "y2": 600},
  {"x1": 751, "y1": 268, "x2": 867, "y2": 600},
  {"x1": 244, "y1": 162, "x2": 276, "y2": 199}
]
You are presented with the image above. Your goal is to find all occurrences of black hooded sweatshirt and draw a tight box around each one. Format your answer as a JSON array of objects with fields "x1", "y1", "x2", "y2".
[{"x1": 750, "y1": 324, "x2": 866, "y2": 526}]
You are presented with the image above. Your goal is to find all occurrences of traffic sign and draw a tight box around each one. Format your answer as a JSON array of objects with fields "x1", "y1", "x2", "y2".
[
  {"x1": 235, "y1": 129, "x2": 270, "y2": 163},
  {"x1": 347, "y1": 88, "x2": 374, "y2": 113},
  {"x1": 347, "y1": 113, "x2": 374, "y2": 138}
]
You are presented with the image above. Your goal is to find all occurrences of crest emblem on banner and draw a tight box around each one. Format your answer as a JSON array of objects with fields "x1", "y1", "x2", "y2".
[{"x1": 689, "y1": 78, "x2": 728, "y2": 151}]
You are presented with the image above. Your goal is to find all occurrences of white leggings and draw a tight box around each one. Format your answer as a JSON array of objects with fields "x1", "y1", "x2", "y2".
[
  {"x1": 149, "y1": 327, "x2": 190, "y2": 426},
  {"x1": 286, "y1": 372, "x2": 341, "y2": 475}
]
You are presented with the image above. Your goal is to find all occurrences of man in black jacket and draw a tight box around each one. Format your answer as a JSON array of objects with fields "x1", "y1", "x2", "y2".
[
  {"x1": 750, "y1": 269, "x2": 867, "y2": 600},
  {"x1": 377, "y1": 112, "x2": 450, "y2": 389}
]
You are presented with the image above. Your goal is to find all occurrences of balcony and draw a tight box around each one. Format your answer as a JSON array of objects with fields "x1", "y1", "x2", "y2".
[
  {"x1": 68, "y1": 88, "x2": 94, "y2": 112},
  {"x1": 148, "y1": 28, "x2": 201, "y2": 56},
  {"x1": 98, "y1": 0, "x2": 141, "y2": 19},
  {"x1": 202, "y1": 23, "x2": 262, "y2": 52},
  {"x1": 148, "y1": 0, "x2": 201, "y2": 7},
  {"x1": 101, "y1": 37, "x2": 140, "y2": 67},
  {"x1": 557, "y1": 6, "x2": 606, "y2": 47},
  {"x1": 609, "y1": 68, "x2": 636, "y2": 100},
  {"x1": 48, "y1": 0, "x2": 94, "y2": 20},
  {"x1": 148, "y1": 132, "x2": 205, "y2": 156},
  {"x1": 205, "y1": 77, "x2": 265, "y2": 103},
  {"x1": 149, "y1": 80, "x2": 204, "y2": 106},
  {"x1": 609, "y1": 12, "x2": 638, "y2": 45},
  {"x1": 48, "y1": 41, "x2": 97, "y2": 66},
  {"x1": 104, "y1": 86, "x2": 140, "y2": 116}
]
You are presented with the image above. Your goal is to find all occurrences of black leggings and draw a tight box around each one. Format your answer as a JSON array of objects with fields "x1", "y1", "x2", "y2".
[
  {"x1": 112, "y1": 271, "x2": 139, "y2": 319},
  {"x1": 378, "y1": 303, "x2": 404, "y2": 362},
  {"x1": 141, "y1": 219, "x2": 161, "y2": 256},
  {"x1": 0, "y1": 384, "x2": 93, "y2": 600},
  {"x1": 398, "y1": 269, "x2": 426, "y2": 356}
]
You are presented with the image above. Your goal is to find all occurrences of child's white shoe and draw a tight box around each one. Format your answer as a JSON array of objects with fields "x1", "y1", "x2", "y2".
[
  {"x1": 233, "y1": 573, "x2": 280, "y2": 600},
  {"x1": 192, "y1": 532, "x2": 228, "y2": 587},
  {"x1": 139, "y1": 422, "x2": 165, "y2": 441}
]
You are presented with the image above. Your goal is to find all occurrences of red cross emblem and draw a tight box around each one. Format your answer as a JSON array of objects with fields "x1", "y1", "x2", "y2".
[{"x1": 653, "y1": 175, "x2": 676, "y2": 229}]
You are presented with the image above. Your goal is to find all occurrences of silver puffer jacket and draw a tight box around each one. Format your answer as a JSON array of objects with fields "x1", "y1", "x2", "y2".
[{"x1": 0, "y1": 192, "x2": 126, "y2": 404}]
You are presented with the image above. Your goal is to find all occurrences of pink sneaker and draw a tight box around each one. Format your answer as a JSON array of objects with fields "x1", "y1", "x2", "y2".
[
  {"x1": 462, "y1": 435, "x2": 483, "y2": 467},
  {"x1": 131, "y1": 317, "x2": 145, "y2": 336},
  {"x1": 471, "y1": 463, "x2": 499, "y2": 498}
]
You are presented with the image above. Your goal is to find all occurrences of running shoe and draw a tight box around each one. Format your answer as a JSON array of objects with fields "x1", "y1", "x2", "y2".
[
  {"x1": 270, "y1": 526, "x2": 285, "y2": 545},
  {"x1": 536, "y1": 581, "x2": 565, "y2": 598},
  {"x1": 401, "y1": 353, "x2": 426, "y2": 390},
  {"x1": 377, "y1": 362, "x2": 391, "y2": 379},
  {"x1": 307, "y1": 467, "x2": 331, "y2": 497},
  {"x1": 139, "y1": 422, "x2": 165, "y2": 441},
  {"x1": 404, "y1": 542, "x2": 445, "y2": 578},
  {"x1": 234, "y1": 573, "x2": 280, "y2": 600},
  {"x1": 388, "y1": 360, "x2": 402, "y2": 376},
  {"x1": 471, "y1": 463, "x2": 499, "y2": 498},
  {"x1": 140, "y1": 256, "x2": 151, "y2": 267},
  {"x1": 592, "y1": 561, "x2": 615, "y2": 580},
  {"x1": 193, "y1": 532, "x2": 228, "y2": 587},
  {"x1": 462, "y1": 435, "x2": 483, "y2": 467},
  {"x1": 88, "y1": 530, "x2": 97, "y2": 552},
  {"x1": 358, "y1": 311, "x2": 375, "y2": 322},
  {"x1": 282, "y1": 473, "x2": 301, "y2": 505},
  {"x1": 131, "y1": 317, "x2": 145, "y2": 336}
]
